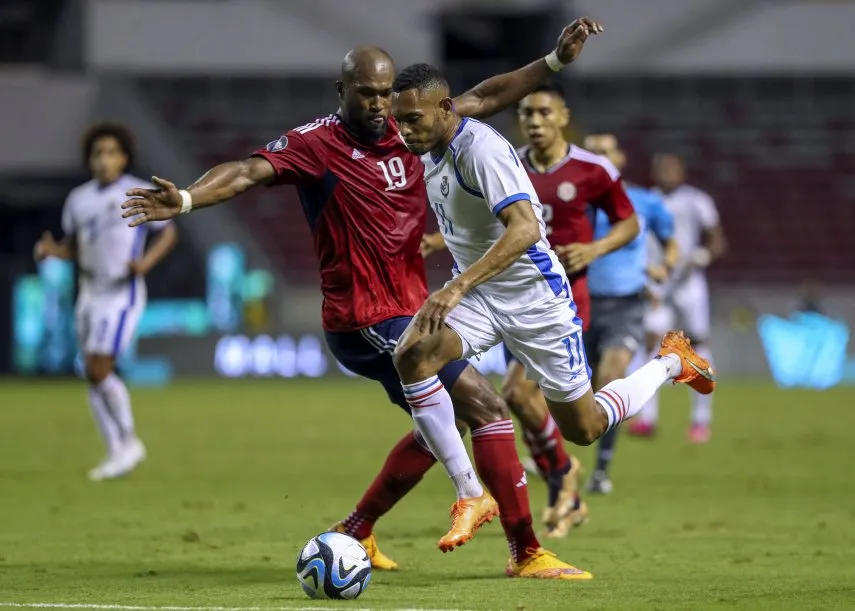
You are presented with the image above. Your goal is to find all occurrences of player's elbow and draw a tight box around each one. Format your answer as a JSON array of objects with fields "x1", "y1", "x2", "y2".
[
  {"x1": 514, "y1": 218, "x2": 540, "y2": 251},
  {"x1": 625, "y1": 214, "x2": 641, "y2": 241}
]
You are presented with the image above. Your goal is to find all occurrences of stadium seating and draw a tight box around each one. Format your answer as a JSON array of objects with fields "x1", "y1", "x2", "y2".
[{"x1": 140, "y1": 75, "x2": 855, "y2": 286}]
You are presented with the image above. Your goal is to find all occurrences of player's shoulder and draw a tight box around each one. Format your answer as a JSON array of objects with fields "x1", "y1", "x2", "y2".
[
  {"x1": 627, "y1": 183, "x2": 659, "y2": 203},
  {"x1": 459, "y1": 118, "x2": 509, "y2": 149},
  {"x1": 121, "y1": 174, "x2": 155, "y2": 191},
  {"x1": 628, "y1": 184, "x2": 666, "y2": 216},
  {"x1": 676, "y1": 183, "x2": 710, "y2": 198},
  {"x1": 567, "y1": 145, "x2": 621, "y2": 181},
  {"x1": 678, "y1": 184, "x2": 716, "y2": 207},
  {"x1": 282, "y1": 114, "x2": 342, "y2": 143},
  {"x1": 65, "y1": 179, "x2": 98, "y2": 206},
  {"x1": 451, "y1": 118, "x2": 518, "y2": 170}
]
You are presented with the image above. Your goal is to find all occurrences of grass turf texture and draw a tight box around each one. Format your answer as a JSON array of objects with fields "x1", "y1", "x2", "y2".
[{"x1": 1, "y1": 378, "x2": 854, "y2": 610}]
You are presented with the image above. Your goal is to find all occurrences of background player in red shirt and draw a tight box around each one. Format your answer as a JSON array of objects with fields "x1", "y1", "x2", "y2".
[
  {"x1": 421, "y1": 82, "x2": 639, "y2": 537},
  {"x1": 122, "y1": 21, "x2": 603, "y2": 579}
]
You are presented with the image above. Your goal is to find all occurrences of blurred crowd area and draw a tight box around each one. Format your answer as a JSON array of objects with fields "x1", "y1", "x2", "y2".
[{"x1": 1, "y1": 0, "x2": 854, "y2": 374}]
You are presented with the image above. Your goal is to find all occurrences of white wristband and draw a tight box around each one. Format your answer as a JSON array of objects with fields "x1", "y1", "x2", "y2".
[
  {"x1": 545, "y1": 49, "x2": 566, "y2": 72},
  {"x1": 179, "y1": 189, "x2": 193, "y2": 215}
]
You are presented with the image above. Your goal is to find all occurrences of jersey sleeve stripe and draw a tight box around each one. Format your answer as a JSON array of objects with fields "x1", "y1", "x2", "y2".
[
  {"x1": 569, "y1": 145, "x2": 621, "y2": 181},
  {"x1": 525, "y1": 245, "x2": 566, "y2": 296},
  {"x1": 448, "y1": 144, "x2": 484, "y2": 199},
  {"x1": 491, "y1": 192, "x2": 531, "y2": 215}
]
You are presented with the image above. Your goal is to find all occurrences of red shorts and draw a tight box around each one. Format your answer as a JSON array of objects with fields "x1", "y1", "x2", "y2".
[{"x1": 570, "y1": 276, "x2": 590, "y2": 332}]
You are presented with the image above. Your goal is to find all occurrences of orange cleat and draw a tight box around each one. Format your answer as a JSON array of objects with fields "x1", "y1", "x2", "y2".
[
  {"x1": 437, "y1": 492, "x2": 499, "y2": 552},
  {"x1": 659, "y1": 330, "x2": 716, "y2": 395},
  {"x1": 506, "y1": 547, "x2": 593, "y2": 580},
  {"x1": 329, "y1": 522, "x2": 398, "y2": 570}
]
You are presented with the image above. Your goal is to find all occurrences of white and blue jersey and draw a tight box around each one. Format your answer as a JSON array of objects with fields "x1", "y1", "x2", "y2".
[
  {"x1": 421, "y1": 118, "x2": 569, "y2": 312},
  {"x1": 423, "y1": 118, "x2": 590, "y2": 404},
  {"x1": 61, "y1": 174, "x2": 168, "y2": 356},
  {"x1": 587, "y1": 184, "x2": 674, "y2": 297}
]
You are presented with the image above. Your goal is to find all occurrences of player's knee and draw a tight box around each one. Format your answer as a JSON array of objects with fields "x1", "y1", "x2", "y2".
[
  {"x1": 392, "y1": 339, "x2": 435, "y2": 379},
  {"x1": 552, "y1": 404, "x2": 602, "y2": 447},
  {"x1": 84, "y1": 357, "x2": 112, "y2": 385},
  {"x1": 557, "y1": 420, "x2": 599, "y2": 446}
]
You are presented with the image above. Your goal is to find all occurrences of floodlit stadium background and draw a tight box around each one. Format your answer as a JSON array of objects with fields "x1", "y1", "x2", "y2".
[{"x1": 1, "y1": 0, "x2": 853, "y2": 384}]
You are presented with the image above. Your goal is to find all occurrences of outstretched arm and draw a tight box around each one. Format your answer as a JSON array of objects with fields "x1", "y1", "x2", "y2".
[
  {"x1": 122, "y1": 157, "x2": 275, "y2": 227},
  {"x1": 453, "y1": 17, "x2": 602, "y2": 120},
  {"x1": 420, "y1": 232, "x2": 447, "y2": 258}
]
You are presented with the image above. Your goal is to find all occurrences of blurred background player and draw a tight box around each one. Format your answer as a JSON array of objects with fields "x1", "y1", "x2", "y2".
[
  {"x1": 33, "y1": 122, "x2": 178, "y2": 480},
  {"x1": 121, "y1": 23, "x2": 606, "y2": 577},
  {"x1": 631, "y1": 153, "x2": 727, "y2": 443},
  {"x1": 581, "y1": 133, "x2": 678, "y2": 494}
]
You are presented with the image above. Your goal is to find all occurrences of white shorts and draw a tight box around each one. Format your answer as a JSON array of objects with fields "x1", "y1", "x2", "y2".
[
  {"x1": 645, "y1": 272, "x2": 710, "y2": 342},
  {"x1": 445, "y1": 289, "x2": 592, "y2": 403},
  {"x1": 76, "y1": 283, "x2": 145, "y2": 357}
]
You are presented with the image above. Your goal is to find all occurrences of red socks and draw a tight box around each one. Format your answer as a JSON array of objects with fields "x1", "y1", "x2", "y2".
[
  {"x1": 523, "y1": 413, "x2": 571, "y2": 476},
  {"x1": 341, "y1": 431, "x2": 436, "y2": 540},
  {"x1": 471, "y1": 420, "x2": 540, "y2": 562}
]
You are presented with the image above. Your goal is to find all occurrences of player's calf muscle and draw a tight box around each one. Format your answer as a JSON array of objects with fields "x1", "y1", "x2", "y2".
[
  {"x1": 451, "y1": 367, "x2": 509, "y2": 428},
  {"x1": 502, "y1": 378, "x2": 545, "y2": 431}
]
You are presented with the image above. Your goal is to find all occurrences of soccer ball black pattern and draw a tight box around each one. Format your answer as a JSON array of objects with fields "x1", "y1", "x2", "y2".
[{"x1": 296, "y1": 531, "x2": 372, "y2": 599}]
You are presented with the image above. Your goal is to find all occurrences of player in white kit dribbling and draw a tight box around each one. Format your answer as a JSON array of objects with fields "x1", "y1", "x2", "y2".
[
  {"x1": 388, "y1": 64, "x2": 716, "y2": 576},
  {"x1": 630, "y1": 153, "x2": 727, "y2": 443},
  {"x1": 34, "y1": 122, "x2": 178, "y2": 480}
]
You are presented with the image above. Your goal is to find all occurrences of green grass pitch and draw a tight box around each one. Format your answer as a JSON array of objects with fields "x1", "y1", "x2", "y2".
[{"x1": 1, "y1": 378, "x2": 854, "y2": 610}]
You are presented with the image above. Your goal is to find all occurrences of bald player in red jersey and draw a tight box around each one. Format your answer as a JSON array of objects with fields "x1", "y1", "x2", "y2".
[
  {"x1": 421, "y1": 81, "x2": 638, "y2": 538},
  {"x1": 122, "y1": 22, "x2": 605, "y2": 579}
]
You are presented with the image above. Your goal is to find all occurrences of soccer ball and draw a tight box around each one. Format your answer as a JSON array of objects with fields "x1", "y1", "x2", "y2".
[{"x1": 296, "y1": 532, "x2": 372, "y2": 600}]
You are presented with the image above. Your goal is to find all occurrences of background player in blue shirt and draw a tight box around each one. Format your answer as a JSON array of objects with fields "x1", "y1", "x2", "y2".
[{"x1": 582, "y1": 134, "x2": 679, "y2": 494}]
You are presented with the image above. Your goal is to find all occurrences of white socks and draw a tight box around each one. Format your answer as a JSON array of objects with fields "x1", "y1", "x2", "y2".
[
  {"x1": 596, "y1": 354, "x2": 681, "y2": 432},
  {"x1": 402, "y1": 376, "x2": 484, "y2": 500},
  {"x1": 88, "y1": 385, "x2": 122, "y2": 455},
  {"x1": 95, "y1": 373, "x2": 136, "y2": 441}
]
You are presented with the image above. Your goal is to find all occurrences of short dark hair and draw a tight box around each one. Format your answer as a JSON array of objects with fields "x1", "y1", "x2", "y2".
[
  {"x1": 81, "y1": 121, "x2": 136, "y2": 169},
  {"x1": 516, "y1": 81, "x2": 566, "y2": 111},
  {"x1": 532, "y1": 81, "x2": 566, "y2": 99},
  {"x1": 393, "y1": 63, "x2": 448, "y2": 93}
]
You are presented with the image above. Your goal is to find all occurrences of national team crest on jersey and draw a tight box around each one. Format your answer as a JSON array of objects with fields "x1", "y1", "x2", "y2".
[
  {"x1": 266, "y1": 136, "x2": 288, "y2": 152},
  {"x1": 440, "y1": 175, "x2": 449, "y2": 198},
  {"x1": 557, "y1": 181, "x2": 577, "y2": 202}
]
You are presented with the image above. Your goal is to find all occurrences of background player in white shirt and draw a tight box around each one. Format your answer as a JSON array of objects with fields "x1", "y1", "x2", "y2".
[
  {"x1": 632, "y1": 153, "x2": 727, "y2": 443},
  {"x1": 34, "y1": 122, "x2": 178, "y2": 480},
  {"x1": 389, "y1": 64, "x2": 716, "y2": 578}
]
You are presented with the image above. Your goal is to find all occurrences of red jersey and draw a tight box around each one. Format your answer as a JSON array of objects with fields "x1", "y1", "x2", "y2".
[
  {"x1": 254, "y1": 115, "x2": 428, "y2": 332},
  {"x1": 519, "y1": 144, "x2": 634, "y2": 329}
]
